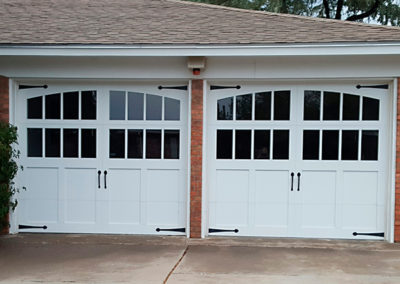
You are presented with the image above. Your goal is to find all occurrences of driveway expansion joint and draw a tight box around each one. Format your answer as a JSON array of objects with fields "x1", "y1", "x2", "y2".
[{"x1": 163, "y1": 245, "x2": 189, "y2": 284}]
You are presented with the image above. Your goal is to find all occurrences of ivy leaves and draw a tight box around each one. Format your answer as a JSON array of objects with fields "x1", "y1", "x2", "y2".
[{"x1": 0, "y1": 123, "x2": 21, "y2": 230}]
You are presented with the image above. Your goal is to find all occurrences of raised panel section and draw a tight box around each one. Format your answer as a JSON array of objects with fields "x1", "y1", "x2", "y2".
[
  {"x1": 146, "y1": 169, "x2": 182, "y2": 225},
  {"x1": 300, "y1": 171, "x2": 336, "y2": 228},
  {"x1": 64, "y1": 168, "x2": 96, "y2": 224},
  {"x1": 108, "y1": 169, "x2": 141, "y2": 225},
  {"x1": 213, "y1": 170, "x2": 249, "y2": 226},
  {"x1": 254, "y1": 170, "x2": 289, "y2": 228},
  {"x1": 342, "y1": 171, "x2": 378, "y2": 230},
  {"x1": 20, "y1": 167, "x2": 58, "y2": 223}
]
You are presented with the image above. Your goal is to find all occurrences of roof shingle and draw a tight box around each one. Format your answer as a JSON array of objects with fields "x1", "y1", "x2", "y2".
[{"x1": 1, "y1": 0, "x2": 400, "y2": 45}]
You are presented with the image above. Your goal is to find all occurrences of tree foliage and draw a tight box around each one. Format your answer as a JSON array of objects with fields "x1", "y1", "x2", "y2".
[
  {"x1": 188, "y1": 0, "x2": 400, "y2": 25},
  {"x1": 0, "y1": 123, "x2": 22, "y2": 230}
]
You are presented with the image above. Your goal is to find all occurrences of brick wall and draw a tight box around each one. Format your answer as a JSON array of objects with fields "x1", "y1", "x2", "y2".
[
  {"x1": 190, "y1": 79, "x2": 203, "y2": 238},
  {"x1": 395, "y1": 80, "x2": 400, "y2": 242},
  {"x1": 0, "y1": 76, "x2": 9, "y2": 235},
  {"x1": 0, "y1": 76, "x2": 8, "y2": 123}
]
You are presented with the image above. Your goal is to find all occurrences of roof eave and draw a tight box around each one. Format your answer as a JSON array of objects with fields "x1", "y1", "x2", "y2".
[{"x1": 1, "y1": 42, "x2": 400, "y2": 56}]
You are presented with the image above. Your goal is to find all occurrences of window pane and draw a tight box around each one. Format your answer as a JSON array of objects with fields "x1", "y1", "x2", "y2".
[
  {"x1": 304, "y1": 91, "x2": 320, "y2": 120},
  {"x1": 342, "y1": 130, "x2": 358, "y2": 160},
  {"x1": 110, "y1": 91, "x2": 126, "y2": 120},
  {"x1": 274, "y1": 91, "x2": 290, "y2": 120},
  {"x1": 217, "y1": 130, "x2": 233, "y2": 159},
  {"x1": 255, "y1": 92, "x2": 271, "y2": 120},
  {"x1": 63, "y1": 91, "x2": 79, "y2": 119},
  {"x1": 343, "y1": 94, "x2": 360, "y2": 120},
  {"x1": 128, "y1": 129, "x2": 143, "y2": 159},
  {"x1": 146, "y1": 94, "x2": 162, "y2": 120},
  {"x1": 362, "y1": 130, "x2": 378, "y2": 160},
  {"x1": 110, "y1": 129, "x2": 125, "y2": 158},
  {"x1": 63, "y1": 129, "x2": 78, "y2": 158},
  {"x1": 323, "y1": 92, "x2": 340, "y2": 120},
  {"x1": 146, "y1": 130, "x2": 162, "y2": 158},
  {"x1": 254, "y1": 130, "x2": 270, "y2": 159},
  {"x1": 273, "y1": 130, "x2": 289, "y2": 159},
  {"x1": 362, "y1": 97, "x2": 379, "y2": 120},
  {"x1": 235, "y1": 130, "x2": 251, "y2": 159},
  {"x1": 165, "y1": 97, "x2": 180, "y2": 121},
  {"x1": 45, "y1": 128, "x2": 60, "y2": 157},
  {"x1": 236, "y1": 94, "x2": 252, "y2": 120},
  {"x1": 303, "y1": 130, "x2": 319, "y2": 160},
  {"x1": 164, "y1": 130, "x2": 180, "y2": 159},
  {"x1": 27, "y1": 96, "x2": 42, "y2": 119},
  {"x1": 27, "y1": 128, "x2": 42, "y2": 157},
  {"x1": 217, "y1": 97, "x2": 233, "y2": 120},
  {"x1": 81, "y1": 129, "x2": 96, "y2": 158},
  {"x1": 81, "y1": 91, "x2": 97, "y2": 120},
  {"x1": 45, "y1": 93, "x2": 60, "y2": 119},
  {"x1": 128, "y1": 92, "x2": 144, "y2": 120},
  {"x1": 322, "y1": 130, "x2": 339, "y2": 160}
]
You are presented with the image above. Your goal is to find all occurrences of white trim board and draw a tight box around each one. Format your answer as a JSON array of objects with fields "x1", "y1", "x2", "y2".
[{"x1": 1, "y1": 43, "x2": 400, "y2": 57}]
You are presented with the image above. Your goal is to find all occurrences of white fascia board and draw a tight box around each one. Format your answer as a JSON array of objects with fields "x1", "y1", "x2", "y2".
[{"x1": 1, "y1": 43, "x2": 400, "y2": 56}]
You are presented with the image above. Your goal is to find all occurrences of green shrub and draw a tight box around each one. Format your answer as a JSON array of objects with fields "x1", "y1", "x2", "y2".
[{"x1": 0, "y1": 123, "x2": 22, "y2": 230}]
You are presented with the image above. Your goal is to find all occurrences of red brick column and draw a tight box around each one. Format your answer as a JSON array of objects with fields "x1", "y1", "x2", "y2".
[
  {"x1": 395, "y1": 80, "x2": 400, "y2": 242},
  {"x1": 190, "y1": 79, "x2": 203, "y2": 238},
  {"x1": 0, "y1": 76, "x2": 9, "y2": 235}
]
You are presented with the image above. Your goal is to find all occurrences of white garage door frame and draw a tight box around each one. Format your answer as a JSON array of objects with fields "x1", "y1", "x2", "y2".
[
  {"x1": 204, "y1": 79, "x2": 397, "y2": 241},
  {"x1": 10, "y1": 80, "x2": 190, "y2": 236}
]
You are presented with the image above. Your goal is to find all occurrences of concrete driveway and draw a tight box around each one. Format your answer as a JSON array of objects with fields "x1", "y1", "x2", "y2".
[{"x1": 1, "y1": 234, "x2": 400, "y2": 283}]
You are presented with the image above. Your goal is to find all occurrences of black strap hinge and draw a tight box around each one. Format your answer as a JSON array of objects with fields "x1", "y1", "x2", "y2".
[
  {"x1": 209, "y1": 228, "x2": 239, "y2": 233},
  {"x1": 19, "y1": 225, "x2": 47, "y2": 230},
  {"x1": 210, "y1": 85, "x2": 241, "y2": 90},
  {"x1": 158, "y1": 85, "x2": 188, "y2": 91},
  {"x1": 353, "y1": 232, "x2": 384, "y2": 237},
  {"x1": 156, "y1": 227, "x2": 186, "y2": 233},
  {"x1": 19, "y1": 84, "x2": 48, "y2": 90},
  {"x1": 356, "y1": 84, "x2": 388, "y2": 90}
]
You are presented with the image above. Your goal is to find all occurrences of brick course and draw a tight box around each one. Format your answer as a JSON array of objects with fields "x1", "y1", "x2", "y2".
[
  {"x1": 0, "y1": 76, "x2": 9, "y2": 235},
  {"x1": 395, "y1": 80, "x2": 400, "y2": 242},
  {"x1": 190, "y1": 79, "x2": 203, "y2": 238}
]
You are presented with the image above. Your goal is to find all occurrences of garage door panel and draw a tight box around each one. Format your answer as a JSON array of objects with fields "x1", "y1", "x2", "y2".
[
  {"x1": 19, "y1": 168, "x2": 59, "y2": 224},
  {"x1": 147, "y1": 169, "x2": 181, "y2": 202},
  {"x1": 254, "y1": 203, "x2": 288, "y2": 227},
  {"x1": 301, "y1": 171, "x2": 336, "y2": 204},
  {"x1": 342, "y1": 204, "x2": 377, "y2": 230},
  {"x1": 300, "y1": 204, "x2": 336, "y2": 228},
  {"x1": 343, "y1": 171, "x2": 378, "y2": 205},
  {"x1": 208, "y1": 83, "x2": 388, "y2": 239},
  {"x1": 214, "y1": 202, "x2": 249, "y2": 226},
  {"x1": 216, "y1": 170, "x2": 249, "y2": 202},
  {"x1": 146, "y1": 202, "x2": 183, "y2": 226},
  {"x1": 255, "y1": 170, "x2": 289, "y2": 202},
  {"x1": 17, "y1": 84, "x2": 188, "y2": 235},
  {"x1": 22, "y1": 167, "x2": 58, "y2": 200},
  {"x1": 109, "y1": 201, "x2": 140, "y2": 225},
  {"x1": 65, "y1": 200, "x2": 96, "y2": 224},
  {"x1": 23, "y1": 199, "x2": 59, "y2": 223}
]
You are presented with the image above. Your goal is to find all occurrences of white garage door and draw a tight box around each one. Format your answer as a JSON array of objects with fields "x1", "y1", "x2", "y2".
[
  {"x1": 16, "y1": 82, "x2": 188, "y2": 235},
  {"x1": 207, "y1": 82, "x2": 389, "y2": 239}
]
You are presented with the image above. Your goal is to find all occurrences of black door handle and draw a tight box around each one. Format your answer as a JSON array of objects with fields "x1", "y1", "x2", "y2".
[
  {"x1": 290, "y1": 172, "x2": 294, "y2": 191},
  {"x1": 104, "y1": 170, "x2": 108, "y2": 189},
  {"x1": 97, "y1": 170, "x2": 101, "y2": 189},
  {"x1": 297, "y1": 172, "x2": 301, "y2": 191}
]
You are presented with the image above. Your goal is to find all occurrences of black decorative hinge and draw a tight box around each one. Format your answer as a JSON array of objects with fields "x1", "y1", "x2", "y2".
[
  {"x1": 209, "y1": 228, "x2": 239, "y2": 233},
  {"x1": 19, "y1": 225, "x2": 47, "y2": 230},
  {"x1": 158, "y1": 85, "x2": 188, "y2": 91},
  {"x1": 353, "y1": 232, "x2": 384, "y2": 237},
  {"x1": 356, "y1": 84, "x2": 388, "y2": 90},
  {"x1": 210, "y1": 85, "x2": 241, "y2": 90},
  {"x1": 19, "y1": 84, "x2": 48, "y2": 90},
  {"x1": 156, "y1": 227, "x2": 186, "y2": 233}
]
